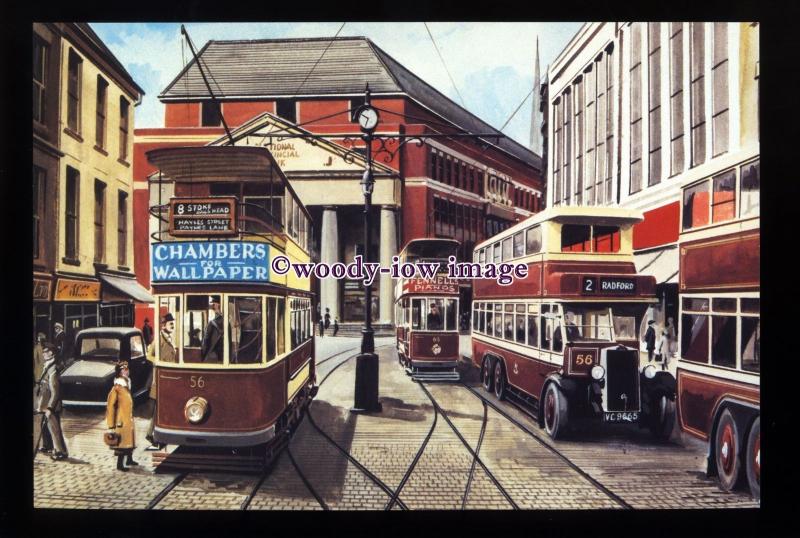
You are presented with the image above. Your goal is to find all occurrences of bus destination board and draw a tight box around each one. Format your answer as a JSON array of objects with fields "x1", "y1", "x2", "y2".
[{"x1": 169, "y1": 197, "x2": 237, "y2": 236}]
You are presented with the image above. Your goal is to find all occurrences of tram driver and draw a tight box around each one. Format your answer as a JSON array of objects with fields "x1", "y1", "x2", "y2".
[
  {"x1": 201, "y1": 297, "x2": 224, "y2": 363},
  {"x1": 427, "y1": 302, "x2": 443, "y2": 330}
]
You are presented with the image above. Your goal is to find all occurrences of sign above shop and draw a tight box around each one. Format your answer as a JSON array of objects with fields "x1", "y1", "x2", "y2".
[
  {"x1": 151, "y1": 241, "x2": 270, "y2": 283},
  {"x1": 54, "y1": 278, "x2": 101, "y2": 302},
  {"x1": 169, "y1": 197, "x2": 237, "y2": 237},
  {"x1": 33, "y1": 278, "x2": 52, "y2": 301}
]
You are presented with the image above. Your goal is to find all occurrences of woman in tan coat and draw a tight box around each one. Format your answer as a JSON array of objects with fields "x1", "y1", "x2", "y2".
[{"x1": 106, "y1": 361, "x2": 138, "y2": 472}]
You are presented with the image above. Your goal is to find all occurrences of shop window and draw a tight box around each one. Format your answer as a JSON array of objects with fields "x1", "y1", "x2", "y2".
[
  {"x1": 740, "y1": 160, "x2": 760, "y2": 218},
  {"x1": 681, "y1": 313, "x2": 709, "y2": 363},
  {"x1": 711, "y1": 170, "x2": 736, "y2": 223},
  {"x1": 201, "y1": 100, "x2": 222, "y2": 126},
  {"x1": 741, "y1": 317, "x2": 760, "y2": 373},
  {"x1": 682, "y1": 180, "x2": 710, "y2": 229},
  {"x1": 711, "y1": 315, "x2": 736, "y2": 368},
  {"x1": 525, "y1": 226, "x2": 542, "y2": 254}
]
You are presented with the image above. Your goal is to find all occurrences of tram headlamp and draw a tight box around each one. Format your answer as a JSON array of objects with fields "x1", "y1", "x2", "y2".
[
  {"x1": 590, "y1": 365, "x2": 605, "y2": 381},
  {"x1": 184, "y1": 396, "x2": 209, "y2": 424},
  {"x1": 643, "y1": 365, "x2": 657, "y2": 379}
]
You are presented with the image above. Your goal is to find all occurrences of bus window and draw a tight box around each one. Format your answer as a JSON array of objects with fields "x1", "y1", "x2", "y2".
[
  {"x1": 515, "y1": 305, "x2": 526, "y2": 344},
  {"x1": 540, "y1": 305, "x2": 551, "y2": 350},
  {"x1": 527, "y1": 312, "x2": 538, "y2": 347},
  {"x1": 412, "y1": 298, "x2": 426, "y2": 330},
  {"x1": 681, "y1": 313, "x2": 709, "y2": 363},
  {"x1": 494, "y1": 304, "x2": 503, "y2": 336},
  {"x1": 445, "y1": 299, "x2": 457, "y2": 331},
  {"x1": 504, "y1": 304, "x2": 514, "y2": 340},
  {"x1": 561, "y1": 224, "x2": 592, "y2": 252},
  {"x1": 513, "y1": 232, "x2": 524, "y2": 258},
  {"x1": 472, "y1": 304, "x2": 479, "y2": 331},
  {"x1": 525, "y1": 226, "x2": 542, "y2": 254},
  {"x1": 266, "y1": 298, "x2": 276, "y2": 361},
  {"x1": 485, "y1": 309, "x2": 493, "y2": 337},
  {"x1": 502, "y1": 237, "x2": 512, "y2": 261},
  {"x1": 592, "y1": 226, "x2": 620, "y2": 253},
  {"x1": 493, "y1": 242, "x2": 501, "y2": 263},
  {"x1": 741, "y1": 317, "x2": 760, "y2": 373},
  {"x1": 711, "y1": 315, "x2": 736, "y2": 369},
  {"x1": 553, "y1": 321, "x2": 563, "y2": 352},
  {"x1": 228, "y1": 296, "x2": 263, "y2": 364}
]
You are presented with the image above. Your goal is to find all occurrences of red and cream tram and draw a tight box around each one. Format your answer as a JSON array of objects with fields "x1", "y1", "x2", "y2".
[
  {"x1": 676, "y1": 158, "x2": 760, "y2": 500},
  {"x1": 471, "y1": 207, "x2": 676, "y2": 440},
  {"x1": 395, "y1": 239, "x2": 461, "y2": 381},
  {"x1": 146, "y1": 146, "x2": 316, "y2": 462}
]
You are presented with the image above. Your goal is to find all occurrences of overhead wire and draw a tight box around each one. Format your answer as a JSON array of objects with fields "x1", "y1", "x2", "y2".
[{"x1": 423, "y1": 22, "x2": 467, "y2": 109}]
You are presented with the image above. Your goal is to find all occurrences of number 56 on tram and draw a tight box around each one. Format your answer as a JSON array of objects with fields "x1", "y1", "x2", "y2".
[
  {"x1": 471, "y1": 207, "x2": 676, "y2": 440},
  {"x1": 146, "y1": 146, "x2": 316, "y2": 465}
]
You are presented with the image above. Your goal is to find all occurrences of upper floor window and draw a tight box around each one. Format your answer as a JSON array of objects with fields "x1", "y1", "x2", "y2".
[
  {"x1": 275, "y1": 99, "x2": 296, "y2": 124},
  {"x1": 67, "y1": 49, "x2": 82, "y2": 132},
  {"x1": 118, "y1": 191, "x2": 128, "y2": 266},
  {"x1": 690, "y1": 23, "x2": 706, "y2": 167},
  {"x1": 629, "y1": 23, "x2": 644, "y2": 195},
  {"x1": 648, "y1": 23, "x2": 662, "y2": 187},
  {"x1": 201, "y1": 100, "x2": 222, "y2": 127},
  {"x1": 561, "y1": 224, "x2": 620, "y2": 253},
  {"x1": 711, "y1": 23, "x2": 730, "y2": 157},
  {"x1": 669, "y1": 23, "x2": 685, "y2": 176},
  {"x1": 95, "y1": 76, "x2": 108, "y2": 149},
  {"x1": 33, "y1": 166, "x2": 45, "y2": 259},
  {"x1": 33, "y1": 36, "x2": 47, "y2": 124},
  {"x1": 119, "y1": 97, "x2": 130, "y2": 161},
  {"x1": 94, "y1": 180, "x2": 106, "y2": 263},
  {"x1": 65, "y1": 167, "x2": 80, "y2": 260}
]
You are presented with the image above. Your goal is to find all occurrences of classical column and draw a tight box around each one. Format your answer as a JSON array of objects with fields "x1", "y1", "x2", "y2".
[
  {"x1": 320, "y1": 207, "x2": 340, "y2": 321},
  {"x1": 378, "y1": 206, "x2": 397, "y2": 325}
]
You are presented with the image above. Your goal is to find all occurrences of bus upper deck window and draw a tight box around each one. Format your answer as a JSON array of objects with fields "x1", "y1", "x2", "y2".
[
  {"x1": 561, "y1": 224, "x2": 592, "y2": 252},
  {"x1": 525, "y1": 226, "x2": 542, "y2": 254},
  {"x1": 513, "y1": 232, "x2": 524, "y2": 258},
  {"x1": 592, "y1": 226, "x2": 621, "y2": 253}
]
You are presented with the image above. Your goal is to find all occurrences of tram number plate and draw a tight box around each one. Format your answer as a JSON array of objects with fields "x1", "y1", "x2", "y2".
[{"x1": 603, "y1": 411, "x2": 639, "y2": 423}]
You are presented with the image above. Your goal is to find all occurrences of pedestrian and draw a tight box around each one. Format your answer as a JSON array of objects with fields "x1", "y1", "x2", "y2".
[
  {"x1": 656, "y1": 329, "x2": 670, "y2": 370},
  {"x1": 142, "y1": 317, "x2": 154, "y2": 347},
  {"x1": 318, "y1": 316, "x2": 325, "y2": 337},
  {"x1": 53, "y1": 322, "x2": 65, "y2": 362},
  {"x1": 106, "y1": 361, "x2": 138, "y2": 471},
  {"x1": 333, "y1": 317, "x2": 339, "y2": 337},
  {"x1": 146, "y1": 313, "x2": 176, "y2": 451},
  {"x1": 644, "y1": 320, "x2": 657, "y2": 362},
  {"x1": 33, "y1": 333, "x2": 46, "y2": 384},
  {"x1": 665, "y1": 317, "x2": 677, "y2": 357},
  {"x1": 36, "y1": 343, "x2": 68, "y2": 460},
  {"x1": 324, "y1": 308, "x2": 331, "y2": 331}
]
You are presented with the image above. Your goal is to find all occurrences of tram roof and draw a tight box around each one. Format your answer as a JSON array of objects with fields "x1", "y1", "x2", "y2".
[
  {"x1": 399, "y1": 237, "x2": 461, "y2": 254},
  {"x1": 145, "y1": 145, "x2": 311, "y2": 219},
  {"x1": 475, "y1": 206, "x2": 645, "y2": 251}
]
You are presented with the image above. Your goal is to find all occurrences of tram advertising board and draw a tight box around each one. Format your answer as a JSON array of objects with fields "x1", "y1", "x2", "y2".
[
  {"x1": 169, "y1": 197, "x2": 237, "y2": 236},
  {"x1": 151, "y1": 240, "x2": 270, "y2": 283},
  {"x1": 402, "y1": 276, "x2": 459, "y2": 294}
]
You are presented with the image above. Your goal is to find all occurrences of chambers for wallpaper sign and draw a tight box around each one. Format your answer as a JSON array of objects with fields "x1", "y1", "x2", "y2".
[{"x1": 151, "y1": 241, "x2": 270, "y2": 282}]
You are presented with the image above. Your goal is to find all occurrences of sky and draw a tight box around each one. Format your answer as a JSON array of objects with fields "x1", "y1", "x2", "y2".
[{"x1": 90, "y1": 22, "x2": 583, "y2": 148}]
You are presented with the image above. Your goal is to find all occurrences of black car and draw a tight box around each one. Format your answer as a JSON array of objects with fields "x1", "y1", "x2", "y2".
[{"x1": 60, "y1": 327, "x2": 152, "y2": 407}]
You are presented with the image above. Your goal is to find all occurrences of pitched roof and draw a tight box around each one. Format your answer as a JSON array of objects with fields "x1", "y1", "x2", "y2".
[{"x1": 160, "y1": 36, "x2": 541, "y2": 169}]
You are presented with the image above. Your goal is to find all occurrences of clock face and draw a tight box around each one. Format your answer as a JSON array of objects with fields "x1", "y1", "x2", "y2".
[{"x1": 358, "y1": 107, "x2": 379, "y2": 130}]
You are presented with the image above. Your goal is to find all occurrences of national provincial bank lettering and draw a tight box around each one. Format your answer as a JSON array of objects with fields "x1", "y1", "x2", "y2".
[
  {"x1": 151, "y1": 241, "x2": 270, "y2": 282},
  {"x1": 270, "y1": 142, "x2": 300, "y2": 167}
]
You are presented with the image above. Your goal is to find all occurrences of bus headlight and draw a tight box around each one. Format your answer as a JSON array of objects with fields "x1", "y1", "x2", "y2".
[
  {"x1": 590, "y1": 365, "x2": 605, "y2": 380},
  {"x1": 643, "y1": 365, "x2": 657, "y2": 379},
  {"x1": 184, "y1": 396, "x2": 209, "y2": 424}
]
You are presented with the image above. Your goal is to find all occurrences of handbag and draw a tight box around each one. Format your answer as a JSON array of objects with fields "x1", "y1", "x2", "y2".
[{"x1": 103, "y1": 431, "x2": 121, "y2": 447}]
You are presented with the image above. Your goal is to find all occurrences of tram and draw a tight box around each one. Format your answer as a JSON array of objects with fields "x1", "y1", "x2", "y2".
[
  {"x1": 394, "y1": 238, "x2": 461, "y2": 381},
  {"x1": 146, "y1": 146, "x2": 316, "y2": 465},
  {"x1": 471, "y1": 207, "x2": 676, "y2": 440},
  {"x1": 675, "y1": 157, "x2": 760, "y2": 500}
]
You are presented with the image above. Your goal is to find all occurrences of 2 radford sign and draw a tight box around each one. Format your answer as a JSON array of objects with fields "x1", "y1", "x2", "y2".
[{"x1": 151, "y1": 241, "x2": 270, "y2": 282}]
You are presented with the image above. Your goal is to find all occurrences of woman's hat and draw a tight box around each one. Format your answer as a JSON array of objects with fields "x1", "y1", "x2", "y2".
[
  {"x1": 647, "y1": 320, "x2": 655, "y2": 325},
  {"x1": 163, "y1": 313, "x2": 175, "y2": 322}
]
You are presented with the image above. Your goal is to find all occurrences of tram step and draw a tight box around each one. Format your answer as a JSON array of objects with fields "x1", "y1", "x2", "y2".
[
  {"x1": 151, "y1": 452, "x2": 266, "y2": 474},
  {"x1": 409, "y1": 370, "x2": 460, "y2": 382}
]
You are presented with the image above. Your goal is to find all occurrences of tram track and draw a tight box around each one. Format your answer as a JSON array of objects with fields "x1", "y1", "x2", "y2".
[
  {"x1": 145, "y1": 472, "x2": 188, "y2": 510},
  {"x1": 460, "y1": 382, "x2": 633, "y2": 510}
]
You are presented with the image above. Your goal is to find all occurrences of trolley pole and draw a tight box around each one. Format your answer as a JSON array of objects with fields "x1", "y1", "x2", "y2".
[{"x1": 352, "y1": 84, "x2": 381, "y2": 413}]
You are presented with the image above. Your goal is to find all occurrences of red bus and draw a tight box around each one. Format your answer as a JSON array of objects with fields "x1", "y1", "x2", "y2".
[
  {"x1": 676, "y1": 157, "x2": 760, "y2": 500},
  {"x1": 395, "y1": 239, "x2": 461, "y2": 381},
  {"x1": 471, "y1": 207, "x2": 676, "y2": 440}
]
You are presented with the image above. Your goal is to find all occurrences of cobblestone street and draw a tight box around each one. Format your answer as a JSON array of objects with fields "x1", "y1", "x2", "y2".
[{"x1": 33, "y1": 336, "x2": 758, "y2": 510}]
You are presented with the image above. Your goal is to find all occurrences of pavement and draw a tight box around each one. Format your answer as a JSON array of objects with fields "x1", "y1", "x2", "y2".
[{"x1": 33, "y1": 336, "x2": 757, "y2": 510}]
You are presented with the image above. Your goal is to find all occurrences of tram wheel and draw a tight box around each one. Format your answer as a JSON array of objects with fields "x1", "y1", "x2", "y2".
[
  {"x1": 714, "y1": 409, "x2": 743, "y2": 491},
  {"x1": 481, "y1": 357, "x2": 494, "y2": 393},
  {"x1": 745, "y1": 417, "x2": 760, "y2": 501},
  {"x1": 649, "y1": 394, "x2": 676, "y2": 442},
  {"x1": 543, "y1": 382, "x2": 569, "y2": 440},
  {"x1": 493, "y1": 360, "x2": 506, "y2": 401}
]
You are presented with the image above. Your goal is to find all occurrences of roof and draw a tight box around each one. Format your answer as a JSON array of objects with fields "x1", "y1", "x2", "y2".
[
  {"x1": 71, "y1": 23, "x2": 145, "y2": 98},
  {"x1": 159, "y1": 36, "x2": 540, "y2": 169},
  {"x1": 76, "y1": 327, "x2": 143, "y2": 337}
]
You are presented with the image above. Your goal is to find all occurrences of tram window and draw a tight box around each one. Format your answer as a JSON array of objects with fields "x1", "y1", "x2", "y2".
[
  {"x1": 525, "y1": 226, "x2": 542, "y2": 255},
  {"x1": 228, "y1": 296, "x2": 263, "y2": 364},
  {"x1": 741, "y1": 298, "x2": 760, "y2": 313},
  {"x1": 290, "y1": 306, "x2": 298, "y2": 349},
  {"x1": 445, "y1": 299, "x2": 457, "y2": 331},
  {"x1": 412, "y1": 298, "x2": 425, "y2": 330},
  {"x1": 740, "y1": 160, "x2": 759, "y2": 218},
  {"x1": 711, "y1": 315, "x2": 736, "y2": 368},
  {"x1": 277, "y1": 298, "x2": 285, "y2": 355},
  {"x1": 427, "y1": 299, "x2": 444, "y2": 330},
  {"x1": 502, "y1": 237, "x2": 512, "y2": 261},
  {"x1": 266, "y1": 298, "x2": 276, "y2": 361},
  {"x1": 681, "y1": 313, "x2": 709, "y2": 363},
  {"x1": 683, "y1": 180, "x2": 710, "y2": 229},
  {"x1": 513, "y1": 232, "x2": 524, "y2": 258},
  {"x1": 741, "y1": 317, "x2": 760, "y2": 373},
  {"x1": 561, "y1": 224, "x2": 592, "y2": 252},
  {"x1": 493, "y1": 243, "x2": 501, "y2": 263},
  {"x1": 184, "y1": 295, "x2": 220, "y2": 364},
  {"x1": 157, "y1": 296, "x2": 180, "y2": 363},
  {"x1": 527, "y1": 314, "x2": 538, "y2": 347},
  {"x1": 712, "y1": 298, "x2": 737, "y2": 312}
]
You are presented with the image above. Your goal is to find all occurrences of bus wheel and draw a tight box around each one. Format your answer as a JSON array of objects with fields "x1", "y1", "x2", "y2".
[
  {"x1": 715, "y1": 409, "x2": 743, "y2": 491},
  {"x1": 493, "y1": 360, "x2": 506, "y2": 401},
  {"x1": 745, "y1": 417, "x2": 760, "y2": 501},
  {"x1": 649, "y1": 394, "x2": 676, "y2": 442},
  {"x1": 543, "y1": 383, "x2": 569, "y2": 440},
  {"x1": 481, "y1": 357, "x2": 494, "y2": 393}
]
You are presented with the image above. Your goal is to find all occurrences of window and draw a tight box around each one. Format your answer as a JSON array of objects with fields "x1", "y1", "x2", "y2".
[
  {"x1": 33, "y1": 166, "x2": 45, "y2": 259},
  {"x1": 553, "y1": 97, "x2": 562, "y2": 205},
  {"x1": 561, "y1": 224, "x2": 592, "y2": 252},
  {"x1": 445, "y1": 299, "x2": 457, "y2": 331},
  {"x1": 118, "y1": 191, "x2": 128, "y2": 266},
  {"x1": 630, "y1": 23, "x2": 643, "y2": 194},
  {"x1": 712, "y1": 23, "x2": 729, "y2": 157},
  {"x1": 525, "y1": 226, "x2": 541, "y2": 254},
  {"x1": 412, "y1": 298, "x2": 425, "y2": 330},
  {"x1": 95, "y1": 76, "x2": 108, "y2": 149},
  {"x1": 33, "y1": 36, "x2": 47, "y2": 123},
  {"x1": 493, "y1": 242, "x2": 501, "y2": 263},
  {"x1": 485, "y1": 309, "x2": 493, "y2": 337},
  {"x1": 690, "y1": 23, "x2": 706, "y2": 167},
  {"x1": 67, "y1": 49, "x2": 82, "y2": 132},
  {"x1": 229, "y1": 296, "x2": 263, "y2": 364},
  {"x1": 94, "y1": 180, "x2": 106, "y2": 263},
  {"x1": 604, "y1": 45, "x2": 615, "y2": 203},
  {"x1": 515, "y1": 304, "x2": 526, "y2": 344},
  {"x1": 592, "y1": 226, "x2": 621, "y2": 253},
  {"x1": 710, "y1": 315, "x2": 736, "y2": 368},
  {"x1": 350, "y1": 96, "x2": 366, "y2": 122},
  {"x1": 711, "y1": 170, "x2": 736, "y2": 223},
  {"x1": 563, "y1": 89, "x2": 572, "y2": 204},
  {"x1": 669, "y1": 23, "x2": 685, "y2": 176},
  {"x1": 65, "y1": 167, "x2": 79, "y2": 260},
  {"x1": 513, "y1": 232, "x2": 524, "y2": 258},
  {"x1": 648, "y1": 23, "x2": 662, "y2": 187},
  {"x1": 740, "y1": 160, "x2": 760, "y2": 217},
  {"x1": 681, "y1": 313, "x2": 709, "y2": 363},
  {"x1": 502, "y1": 237, "x2": 512, "y2": 261},
  {"x1": 156, "y1": 295, "x2": 181, "y2": 362},
  {"x1": 494, "y1": 304, "x2": 504, "y2": 337},
  {"x1": 584, "y1": 64, "x2": 597, "y2": 205},
  {"x1": 682, "y1": 180, "x2": 710, "y2": 229},
  {"x1": 741, "y1": 317, "x2": 760, "y2": 373},
  {"x1": 183, "y1": 294, "x2": 220, "y2": 363},
  {"x1": 527, "y1": 311, "x2": 538, "y2": 347},
  {"x1": 574, "y1": 77, "x2": 584, "y2": 205},
  {"x1": 478, "y1": 248, "x2": 486, "y2": 264},
  {"x1": 119, "y1": 98, "x2": 129, "y2": 161},
  {"x1": 595, "y1": 55, "x2": 606, "y2": 206},
  {"x1": 201, "y1": 100, "x2": 222, "y2": 127},
  {"x1": 276, "y1": 99, "x2": 296, "y2": 123}
]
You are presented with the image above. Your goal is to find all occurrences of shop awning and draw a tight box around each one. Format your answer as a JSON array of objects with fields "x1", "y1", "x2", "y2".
[
  {"x1": 634, "y1": 246, "x2": 679, "y2": 285},
  {"x1": 99, "y1": 274, "x2": 154, "y2": 303}
]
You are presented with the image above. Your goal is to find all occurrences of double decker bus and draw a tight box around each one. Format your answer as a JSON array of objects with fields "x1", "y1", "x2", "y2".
[
  {"x1": 146, "y1": 146, "x2": 316, "y2": 467},
  {"x1": 676, "y1": 157, "x2": 760, "y2": 500},
  {"x1": 471, "y1": 207, "x2": 676, "y2": 440},
  {"x1": 395, "y1": 239, "x2": 461, "y2": 381}
]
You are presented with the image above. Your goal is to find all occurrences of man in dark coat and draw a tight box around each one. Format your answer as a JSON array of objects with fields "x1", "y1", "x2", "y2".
[
  {"x1": 36, "y1": 343, "x2": 68, "y2": 460},
  {"x1": 324, "y1": 308, "x2": 331, "y2": 331},
  {"x1": 202, "y1": 300, "x2": 224, "y2": 362},
  {"x1": 644, "y1": 320, "x2": 657, "y2": 362},
  {"x1": 53, "y1": 322, "x2": 66, "y2": 362},
  {"x1": 333, "y1": 317, "x2": 339, "y2": 337},
  {"x1": 141, "y1": 318, "x2": 154, "y2": 347}
]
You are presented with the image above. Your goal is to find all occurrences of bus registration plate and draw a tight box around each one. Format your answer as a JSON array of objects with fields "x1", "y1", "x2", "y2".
[{"x1": 603, "y1": 411, "x2": 639, "y2": 423}]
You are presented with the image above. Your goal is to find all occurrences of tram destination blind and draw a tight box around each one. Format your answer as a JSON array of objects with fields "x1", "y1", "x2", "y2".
[
  {"x1": 582, "y1": 276, "x2": 636, "y2": 295},
  {"x1": 169, "y1": 197, "x2": 237, "y2": 236}
]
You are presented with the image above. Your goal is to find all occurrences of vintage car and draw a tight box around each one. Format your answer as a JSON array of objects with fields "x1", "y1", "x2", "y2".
[{"x1": 60, "y1": 327, "x2": 152, "y2": 407}]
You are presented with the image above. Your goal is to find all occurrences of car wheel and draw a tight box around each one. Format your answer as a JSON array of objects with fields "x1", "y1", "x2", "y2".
[
  {"x1": 481, "y1": 357, "x2": 494, "y2": 393},
  {"x1": 715, "y1": 408, "x2": 743, "y2": 491},
  {"x1": 649, "y1": 394, "x2": 676, "y2": 442},
  {"x1": 493, "y1": 360, "x2": 506, "y2": 401},
  {"x1": 543, "y1": 382, "x2": 569, "y2": 440},
  {"x1": 745, "y1": 416, "x2": 760, "y2": 501}
]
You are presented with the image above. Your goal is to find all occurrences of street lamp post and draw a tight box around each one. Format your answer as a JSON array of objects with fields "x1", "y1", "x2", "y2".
[{"x1": 352, "y1": 85, "x2": 382, "y2": 413}]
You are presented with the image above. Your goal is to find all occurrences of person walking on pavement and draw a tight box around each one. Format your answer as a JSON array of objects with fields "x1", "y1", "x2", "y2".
[
  {"x1": 141, "y1": 318, "x2": 154, "y2": 347},
  {"x1": 145, "y1": 313, "x2": 176, "y2": 451},
  {"x1": 665, "y1": 317, "x2": 677, "y2": 357},
  {"x1": 333, "y1": 317, "x2": 339, "y2": 337},
  {"x1": 53, "y1": 322, "x2": 65, "y2": 362},
  {"x1": 318, "y1": 316, "x2": 325, "y2": 337},
  {"x1": 35, "y1": 343, "x2": 68, "y2": 461},
  {"x1": 656, "y1": 329, "x2": 670, "y2": 371},
  {"x1": 106, "y1": 361, "x2": 138, "y2": 471},
  {"x1": 324, "y1": 308, "x2": 331, "y2": 332},
  {"x1": 33, "y1": 333, "x2": 54, "y2": 455},
  {"x1": 644, "y1": 320, "x2": 657, "y2": 362}
]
